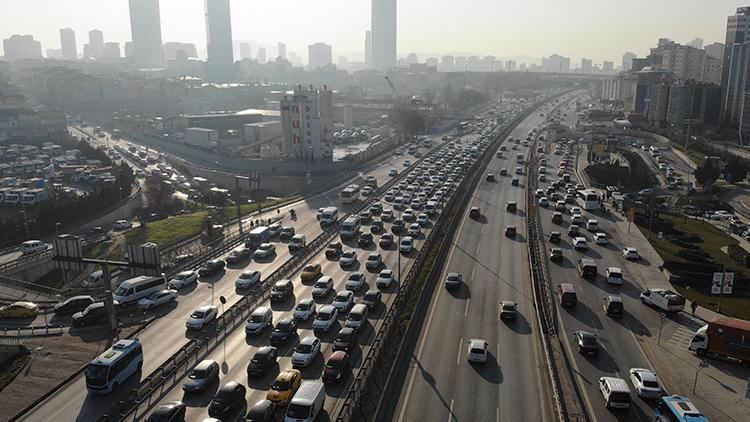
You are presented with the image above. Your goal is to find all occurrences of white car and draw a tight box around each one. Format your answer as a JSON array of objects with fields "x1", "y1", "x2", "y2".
[
  {"x1": 606, "y1": 267, "x2": 624, "y2": 285},
  {"x1": 571, "y1": 214, "x2": 584, "y2": 225},
  {"x1": 400, "y1": 237, "x2": 414, "y2": 253},
  {"x1": 402, "y1": 209, "x2": 415, "y2": 221},
  {"x1": 253, "y1": 243, "x2": 276, "y2": 259},
  {"x1": 623, "y1": 247, "x2": 640, "y2": 260},
  {"x1": 388, "y1": 169, "x2": 398, "y2": 177},
  {"x1": 313, "y1": 305, "x2": 338, "y2": 332},
  {"x1": 407, "y1": 223, "x2": 421, "y2": 237},
  {"x1": 594, "y1": 232, "x2": 608, "y2": 245},
  {"x1": 573, "y1": 237, "x2": 588, "y2": 250},
  {"x1": 235, "y1": 270, "x2": 261, "y2": 289},
  {"x1": 291, "y1": 336, "x2": 321, "y2": 368},
  {"x1": 312, "y1": 276, "x2": 334, "y2": 298},
  {"x1": 467, "y1": 338, "x2": 489, "y2": 363},
  {"x1": 416, "y1": 213, "x2": 429, "y2": 226},
  {"x1": 186, "y1": 305, "x2": 218, "y2": 330},
  {"x1": 345, "y1": 272, "x2": 366, "y2": 291},
  {"x1": 294, "y1": 298, "x2": 316, "y2": 321},
  {"x1": 570, "y1": 207, "x2": 582, "y2": 215},
  {"x1": 137, "y1": 289, "x2": 177, "y2": 310},
  {"x1": 376, "y1": 269, "x2": 395, "y2": 288},
  {"x1": 538, "y1": 197, "x2": 549, "y2": 207},
  {"x1": 339, "y1": 250, "x2": 358, "y2": 266},
  {"x1": 365, "y1": 253, "x2": 382, "y2": 270},
  {"x1": 168, "y1": 271, "x2": 198, "y2": 289},
  {"x1": 403, "y1": 160, "x2": 412, "y2": 167},
  {"x1": 628, "y1": 368, "x2": 662, "y2": 399},
  {"x1": 381, "y1": 209, "x2": 394, "y2": 221},
  {"x1": 245, "y1": 306, "x2": 273, "y2": 334},
  {"x1": 332, "y1": 290, "x2": 354, "y2": 311},
  {"x1": 113, "y1": 220, "x2": 133, "y2": 230}
]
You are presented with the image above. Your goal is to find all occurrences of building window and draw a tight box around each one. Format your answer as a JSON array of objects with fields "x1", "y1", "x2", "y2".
[{"x1": 292, "y1": 105, "x2": 299, "y2": 113}]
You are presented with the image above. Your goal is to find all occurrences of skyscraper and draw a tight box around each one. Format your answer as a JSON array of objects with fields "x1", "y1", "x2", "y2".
[
  {"x1": 205, "y1": 0, "x2": 234, "y2": 80},
  {"x1": 278, "y1": 42, "x2": 287, "y2": 60},
  {"x1": 364, "y1": 31, "x2": 372, "y2": 68},
  {"x1": 128, "y1": 0, "x2": 164, "y2": 68},
  {"x1": 308, "y1": 43, "x2": 332, "y2": 70},
  {"x1": 87, "y1": 29, "x2": 104, "y2": 59},
  {"x1": 371, "y1": 0, "x2": 396, "y2": 69},
  {"x1": 721, "y1": 6, "x2": 750, "y2": 126},
  {"x1": 239, "y1": 42, "x2": 252, "y2": 60},
  {"x1": 257, "y1": 47, "x2": 267, "y2": 64},
  {"x1": 59, "y1": 28, "x2": 77, "y2": 60},
  {"x1": 687, "y1": 38, "x2": 704, "y2": 49},
  {"x1": 622, "y1": 52, "x2": 636, "y2": 71},
  {"x1": 581, "y1": 58, "x2": 593, "y2": 74}
]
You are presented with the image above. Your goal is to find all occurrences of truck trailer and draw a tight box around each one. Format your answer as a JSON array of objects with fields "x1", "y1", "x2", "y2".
[{"x1": 689, "y1": 317, "x2": 750, "y2": 364}]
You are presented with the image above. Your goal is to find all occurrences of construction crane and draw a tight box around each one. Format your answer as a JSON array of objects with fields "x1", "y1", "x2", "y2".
[{"x1": 384, "y1": 76, "x2": 403, "y2": 103}]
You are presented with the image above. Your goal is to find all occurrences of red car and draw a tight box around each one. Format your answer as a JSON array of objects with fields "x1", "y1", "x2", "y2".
[{"x1": 322, "y1": 351, "x2": 350, "y2": 383}]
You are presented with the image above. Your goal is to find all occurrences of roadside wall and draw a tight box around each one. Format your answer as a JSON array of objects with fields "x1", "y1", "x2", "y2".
[{"x1": 0, "y1": 344, "x2": 22, "y2": 364}]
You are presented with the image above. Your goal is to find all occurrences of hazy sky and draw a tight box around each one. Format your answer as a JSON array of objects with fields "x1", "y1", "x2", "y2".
[{"x1": 0, "y1": 0, "x2": 740, "y2": 64}]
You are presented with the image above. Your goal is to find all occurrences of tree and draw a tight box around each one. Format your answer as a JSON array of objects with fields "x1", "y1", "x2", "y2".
[
  {"x1": 724, "y1": 155, "x2": 749, "y2": 184},
  {"x1": 143, "y1": 176, "x2": 176, "y2": 213},
  {"x1": 694, "y1": 162, "x2": 720, "y2": 190}
]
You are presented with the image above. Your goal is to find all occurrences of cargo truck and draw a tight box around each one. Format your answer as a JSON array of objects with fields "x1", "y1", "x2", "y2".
[{"x1": 688, "y1": 317, "x2": 750, "y2": 364}]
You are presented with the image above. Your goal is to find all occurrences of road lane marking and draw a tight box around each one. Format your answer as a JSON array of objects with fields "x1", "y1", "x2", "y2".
[
  {"x1": 497, "y1": 407, "x2": 501, "y2": 422},
  {"x1": 457, "y1": 338, "x2": 463, "y2": 364},
  {"x1": 481, "y1": 225, "x2": 485, "y2": 234},
  {"x1": 475, "y1": 242, "x2": 481, "y2": 255},
  {"x1": 464, "y1": 299, "x2": 470, "y2": 317},
  {"x1": 448, "y1": 399, "x2": 455, "y2": 422},
  {"x1": 470, "y1": 267, "x2": 475, "y2": 280}
]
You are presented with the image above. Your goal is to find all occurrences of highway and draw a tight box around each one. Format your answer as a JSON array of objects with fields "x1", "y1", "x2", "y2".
[
  {"x1": 16, "y1": 130, "x2": 444, "y2": 421},
  {"x1": 391, "y1": 105, "x2": 556, "y2": 421}
]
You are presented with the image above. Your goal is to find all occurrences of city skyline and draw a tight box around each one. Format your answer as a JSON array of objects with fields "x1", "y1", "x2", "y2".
[{"x1": 0, "y1": 0, "x2": 739, "y2": 64}]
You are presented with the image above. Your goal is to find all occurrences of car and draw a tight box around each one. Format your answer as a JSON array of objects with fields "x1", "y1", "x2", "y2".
[
  {"x1": 300, "y1": 264, "x2": 322, "y2": 283},
  {"x1": 505, "y1": 225, "x2": 517, "y2": 237},
  {"x1": 137, "y1": 289, "x2": 177, "y2": 310},
  {"x1": 628, "y1": 368, "x2": 662, "y2": 399},
  {"x1": 445, "y1": 272, "x2": 462, "y2": 289},
  {"x1": 269, "y1": 318, "x2": 298, "y2": 346},
  {"x1": 183, "y1": 359, "x2": 220, "y2": 392},
  {"x1": 469, "y1": 207, "x2": 481, "y2": 219},
  {"x1": 293, "y1": 299, "x2": 316, "y2": 321},
  {"x1": 267, "y1": 369, "x2": 302, "y2": 405},
  {"x1": 549, "y1": 231, "x2": 561, "y2": 243},
  {"x1": 312, "y1": 276, "x2": 334, "y2": 298},
  {"x1": 400, "y1": 236, "x2": 414, "y2": 253},
  {"x1": 339, "y1": 250, "x2": 358, "y2": 266},
  {"x1": 370, "y1": 220, "x2": 384, "y2": 234},
  {"x1": 606, "y1": 267, "x2": 624, "y2": 285},
  {"x1": 186, "y1": 305, "x2": 218, "y2": 330},
  {"x1": 486, "y1": 173, "x2": 495, "y2": 181},
  {"x1": 571, "y1": 214, "x2": 584, "y2": 226},
  {"x1": 594, "y1": 232, "x2": 608, "y2": 245},
  {"x1": 198, "y1": 259, "x2": 226, "y2": 277},
  {"x1": 168, "y1": 271, "x2": 198, "y2": 289},
  {"x1": 388, "y1": 169, "x2": 398, "y2": 177},
  {"x1": 381, "y1": 209, "x2": 394, "y2": 221},
  {"x1": 226, "y1": 247, "x2": 252, "y2": 264},
  {"x1": 333, "y1": 327, "x2": 357, "y2": 352},
  {"x1": 379, "y1": 233, "x2": 394, "y2": 248},
  {"x1": 325, "y1": 242, "x2": 343, "y2": 259},
  {"x1": 235, "y1": 270, "x2": 261, "y2": 289},
  {"x1": 574, "y1": 330, "x2": 600, "y2": 356},
  {"x1": 332, "y1": 291, "x2": 354, "y2": 312},
  {"x1": 364, "y1": 253, "x2": 382, "y2": 271},
  {"x1": 270, "y1": 279, "x2": 293, "y2": 302},
  {"x1": 292, "y1": 336, "x2": 321, "y2": 368},
  {"x1": 376, "y1": 269, "x2": 395, "y2": 288},
  {"x1": 345, "y1": 272, "x2": 367, "y2": 291},
  {"x1": 362, "y1": 290, "x2": 382, "y2": 309},
  {"x1": 113, "y1": 220, "x2": 133, "y2": 230},
  {"x1": 53, "y1": 295, "x2": 94, "y2": 315},
  {"x1": 406, "y1": 223, "x2": 421, "y2": 237},
  {"x1": 402, "y1": 209, "x2": 415, "y2": 221},
  {"x1": 254, "y1": 243, "x2": 276, "y2": 259},
  {"x1": 499, "y1": 301, "x2": 518, "y2": 320},
  {"x1": 416, "y1": 213, "x2": 430, "y2": 226},
  {"x1": 358, "y1": 232, "x2": 374, "y2": 247},
  {"x1": 313, "y1": 305, "x2": 338, "y2": 333},
  {"x1": 467, "y1": 339, "x2": 489, "y2": 363},
  {"x1": 359, "y1": 210, "x2": 372, "y2": 223},
  {"x1": 323, "y1": 351, "x2": 351, "y2": 384},
  {"x1": 568, "y1": 224, "x2": 580, "y2": 236},
  {"x1": 279, "y1": 226, "x2": 296, "y2": 241},
  {"x1": 549, "y1": 248, "x2": 563, "y2": 262},
  {"x1": 539, "y1": 197, "x2": 549, "y2": 207},
  {"x1": 0, "y1": 301, "x2": 39, "y2": 318},
  {"x1": 147, "y1": 401, "x2": 186, "y2": 422},
  {"x1": 499, "y1": 168, "x2": 508, "y2": 176},
  {"x1": 623, "y1": 247, "x2": 640, "y2": 260}
]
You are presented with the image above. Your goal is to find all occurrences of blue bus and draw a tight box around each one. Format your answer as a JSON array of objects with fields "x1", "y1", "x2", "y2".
[
  {"x1": 85, "y1": 339, "x2": 143, "y2": 394},
  {"x1": 654, "y1": 395, "x2": 709, "y2": 422}
]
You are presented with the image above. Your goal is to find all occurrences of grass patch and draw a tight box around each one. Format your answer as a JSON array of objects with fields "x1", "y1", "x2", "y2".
[
  {"x1": 0, "y1": 347, "x2": 30, "y2": 392},
  {"x1": 671, "y1": 142, "x2": 706, "y2": 167},
  {"x1": 673, "y1": 286, "x2": 750, "y2": 320}
]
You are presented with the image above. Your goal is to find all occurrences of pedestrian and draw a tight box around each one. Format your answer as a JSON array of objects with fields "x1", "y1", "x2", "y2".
[{"x1": 691, "y1": 300, "x2": 698, "y2": 316}]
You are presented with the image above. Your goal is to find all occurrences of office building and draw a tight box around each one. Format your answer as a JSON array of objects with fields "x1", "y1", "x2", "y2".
[
  {"x1": 581, "y1": 58, "x2": 593, "y2": 74},
  {"x1": 308, "y1": 42, "x2": 332, "y2": 70},
  {"x1": 364, "y1": 31, "x2": 372, "y2": 68},
  {"x1": 128, "y1": 0, "x2": 164, "y2": 68},
  {"x1": 2, "y1": 35, "x2": 42, "y2": 61},
  {"x1": 455, "y1": 56, "x2": 467, "y2": 71},
  {"x1": 505, "y1": 60, "x2": 517, "y2": 72},
  {"x1": 602, "y1": 61, "x2": 614, "y2": 74},
  {"x1": 633, "y1": 68, "x2": 673, "y2": 126},
  {"x1": 280, "y1": 85, "x2": 334, "y2": 161},
  {"x1": 278, "y1": 42, "x2": 286, "y2": 60},
  {"x1": 664, "y1": 45, "x2": 705, "y2": 81},
  {"x1": 239, "y1": 42, "x2": 252, "y2": 60},
  {"x1": 102, "y1": 42, "x2": 121, "y2": 59},
  {"x1": 705, "y1": 42, "x2": 724, "y2": 59},
  {"x1": 425, "y1": 57, "x2": 438, "y2": 68},
  {"x1": 622, "y1": 52, "x2": 636, "y2": 71},
  {"x1": 163, "y1": 42, "x2": 197, "y2": 61},
  {"x1": 205, "y1": 0, "x2": 234, "y2": 80},
  {"x1": 86, "y1": 29, "x2": 104, "y2": 59},
  {"x1": 667, "y1": 81, "x2": 720, "y2": 130},
  {"x1": 257, "y1": 47, "x2": 267, "y2": 64},
  {"x1": 721, "y1": 7, "x2": 750, "y2": 125},
  {"x1": 371, "y1": 0, "x2": 397, "y2": 69},
  {"x1": 59, "y1": 28, "x2": 77, "y2": 60}
]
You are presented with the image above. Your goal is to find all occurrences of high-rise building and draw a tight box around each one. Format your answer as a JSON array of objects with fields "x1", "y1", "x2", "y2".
[
  {"x1": 581, "y1": 58, "x2": 593, "y2": 74},
  {"x1": 280, "y1": 85, "x2": 334, "y2": 161},
  {"x1": 59, "y1": 28, "x2": 77, "y2": 60},
  {"x1": 163, "y1": 42, "x2": 197, "y2": 60},
  {"x1": 542, "y1": 54, "x2": 570, "y2": 73},
  {"x1": 687, "y1": 38, "x2": 704, "y2": 49},
  {"x1": 425, "y1": 57, "x2": 438, "y2": 68},
  {"x1": 257, "y1": 47, "x2": 267, "y2": 64},
  {"x1": 505, "y1": 60, "x2": 517, "y2": 72},
  {"x1": 128, "y1": 0, "x2": 164, "y2": 68},
  {"x1": 705, "y1": 42, "x2": 724, "y2": 59},
  {"x1": 441, "y1": 55, "x2": 454, "y2": 72},
  {"x1": 125, "y1": 41, "x2": 135, "y2": 58},
  {"x1": 102, "y1": 42, "x2": 121, "y2": 59},
  {"x1": 2, "y1": 35, "x2": 42, "y2": 61},
  {"x1": 663, "y1": 45, "x2": 705, "y2": 81},
  {"x1": 371, "y1": 0, "x2": 397, "y2": 69},
  {"x1": 308, "y1": 42, "x2": 332, "y2": 70},
  {"x1": 87, "y1": 29, "x2": 104, "y2": 59},
  {"x1": 602, "y1": 61, "x2": 614, "y2": 74},
  {"x1": 364, "y1": 31, "x2": 372, "y2": 68},
  {"x1": 406, "y1": 53, "x2": 419, "y2": 64},
  {"x1": 455, "y1": 56, "x2": 466, "y2": 71},
  {"x1": 239, "y1": 42, "x2": 252, "y2": 60},
  {"x1": 205, "y1": 0, "x2": 234, "y2": 80},
  {"x1": 721, "y1": 6, "x2": 750, "y2": 126},
  {"x1": 622, "y1": 52, "x2": 636, "y2": 71},
  {"x1": 278, "y1": 42, "x2": 287, "y2": 60}
]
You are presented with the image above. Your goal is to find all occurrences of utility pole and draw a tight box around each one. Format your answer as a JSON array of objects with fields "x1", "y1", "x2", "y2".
[{"x1": 235, "y1": 176, "x2": 249, "y2": 236}]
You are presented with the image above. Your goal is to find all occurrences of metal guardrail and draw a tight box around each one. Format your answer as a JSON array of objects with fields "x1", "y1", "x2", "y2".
[
  {"x1": 0, "y1": 324, "x2": 65, "y2": 337},
  {"x1": 0, "y1": 250, "x2": 54, "y2": 275}
]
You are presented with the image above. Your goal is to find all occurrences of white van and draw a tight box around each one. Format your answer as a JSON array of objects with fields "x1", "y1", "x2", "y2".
[
  {"x1": 112, "y1": 275, "x2": 166, "y2": 305},
  {"x1": 586, "y1": 219, "x2": 599, "y2": 231},
  {"x1": 289, "y1": 234, "x2": 307, "y2": 252},
  {"x1": 345, "y1": 304, "x2": 369, "y2": 331},
  {"x1": 598, "y1": 377, "x2": 631, "y2": 409},
  {"x1": 340, "y1": 217, "x2": 361, "y2": 239},
  {"x1": 319, "y1": 207, "x2": 338, "y2": 225},
  {"x1": 20, "y1": 240, "x2": 48, "y2": 255},
  {"x1": 285, "y1": 381, "x2": 325, "y2": 422}
]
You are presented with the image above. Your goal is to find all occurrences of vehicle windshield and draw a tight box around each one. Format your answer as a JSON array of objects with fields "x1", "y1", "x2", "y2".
[
  {"x1": 470, "y1": 347, "x2": 484, "y2": 354},
  {"x1": 286, "y1": 403, "x2": 312, "y2": 418},
  {"x1": 189, "y1": 368, "x2": 207, "y2": 379},
  {"x1": 447, "y1": 274, "x2": 460, "y2": 281},
  {"x1": 114, "y1": 286, "x2": 129, "y2": 296},
  {"x1": 335, "y1": 294, "x2": 349, "y2": 302},
  {"x1": 643, "y1": 380, "x2": 659, "y2": 388},
  {"x1": 174, "y1": 274, "x2": 186, "y2": 280},
  {"x1": 191, "y1": 310, "x2": 206, "y2": 319},
  {"x1": 146, "y1": 291, "x2": 160, "y2": 300},
  {"x1": 296, "y1": 344, "x2": 312, "y2": 353},
  {"x1": 303, "y1": 265, "x2": 315, "y2": 272},
  {"x1": 317, "y1": 311, "x2": 332, "y2": 321},
  {"x1": 580, "y1": 335, "x2": 597, "y2": 346},
  {"x1": 296, "y1": 303, "x2": 310, "y2": 311},
  {"x1": 271, "y1": 379, "x2": 290, "y2": 391},
  {"x1": 326, "y1": 359, "x2": 345, "y2": 369},
  {"x1": 502, "y1": 304, "x2": 515, "y2": 311},
  {"x1": 314, "y1": 280, "x2": 329, "y2": 288},
  {"x1": 250, "y1": 314, "x2": 265, "y2": 322},
  {"x1": 272, "y1": 284, "x2": 286, "y2": 292},
  {"x1": 85, "y1": 364, "x2": 108, "y2": 384},
  {"x1": 365, "y1": 293, "x2": 378, "y2": 302},
  {"x1": 610, "y1": 392, "x2": 631, "y2": 403}
]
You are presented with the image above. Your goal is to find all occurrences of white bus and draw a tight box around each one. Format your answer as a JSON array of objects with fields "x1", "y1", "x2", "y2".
[
  {"x1": 112, "y1": 275, "x2": 166, "y2": 305},
  {"x1": 340, "y1": 184, "x2": 361, "y2": 204},
  {"x1": 85, "y1": 339, "x2": 143, "y2": 394},
  {"x1": 577, "y1": 189, "x2": 599, "y2": 211}
]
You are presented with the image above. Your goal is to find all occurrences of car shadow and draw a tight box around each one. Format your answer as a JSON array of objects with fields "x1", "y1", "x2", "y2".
[
  {"x1": 468, "y1": 352, "x2": 503, "y2": 384},
  {"x1": 270, "y1": 296, "x2": 295, "y2": 311},
  {"x1": 504, "y1": 312, "x2": 532, "y2": 335},
  {"x1": 246, "y1": 364, "x2": 279, "y2": 389},
  {"x1": 181, "y1": 378, "x2": 220, "y2": 407},
  {"x1": 300, "y1": 353, "x2": 325, "y2": 379}
]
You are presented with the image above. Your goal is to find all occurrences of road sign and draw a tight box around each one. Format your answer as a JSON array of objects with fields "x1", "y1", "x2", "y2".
[
  {"x1": 723, "y1": 272, "x2": 735, "y2": 294},
  {"x1": 712, "y1": 272, "x2": 723, "y2": 294},
  {"x1": 660, "y1": 312, "x2": 666, "y2": 320},
  {"x1": 53, "y1": 234, "x2": 84, "y2": 271}
]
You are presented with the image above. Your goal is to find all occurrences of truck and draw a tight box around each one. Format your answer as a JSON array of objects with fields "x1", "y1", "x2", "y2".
[
  {"x1": 688, "y1": 317, "x2": 750, "y2": 364},
  {"x1": 245, "y1": 226, "x2": 271, "y2": 249},
  {"x1": 639, "y1": 288, "x2": 685, "y2": 313},
  {"x1": 319, "y1": 207, "x2": 338, "y2": 226}
]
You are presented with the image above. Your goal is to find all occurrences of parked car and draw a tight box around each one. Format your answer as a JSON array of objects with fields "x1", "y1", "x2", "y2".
[{"x1": 325, "y1": 242, "x2": 343, "y2": 259}]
